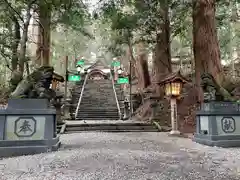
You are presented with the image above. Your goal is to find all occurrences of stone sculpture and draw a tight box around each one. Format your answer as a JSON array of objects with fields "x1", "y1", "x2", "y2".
[{"x1": 10, "y1": 66, "x2": 63, "y2": 100}]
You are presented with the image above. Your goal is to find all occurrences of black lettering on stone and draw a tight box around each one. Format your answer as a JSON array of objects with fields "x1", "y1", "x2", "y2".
[{"x1": 221, "y1": 117, "x2": 236, "y2": 133}]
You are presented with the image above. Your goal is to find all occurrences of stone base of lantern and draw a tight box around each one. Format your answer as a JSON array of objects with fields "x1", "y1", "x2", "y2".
[{"x1": 169, "y1": 130, "x2": 181, "y2": 135}]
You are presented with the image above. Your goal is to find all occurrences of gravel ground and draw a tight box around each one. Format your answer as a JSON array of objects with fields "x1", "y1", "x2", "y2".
[{"x1": 0, "y1": 132, "x2": 240, "y2": 180}]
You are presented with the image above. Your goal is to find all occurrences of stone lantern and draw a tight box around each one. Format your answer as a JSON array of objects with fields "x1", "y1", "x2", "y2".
[{"x1": 158, "y1": 71, "x2": 188, "y2": 135}]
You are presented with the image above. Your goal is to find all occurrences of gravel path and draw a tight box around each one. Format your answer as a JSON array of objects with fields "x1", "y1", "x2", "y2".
[{"x1": 0, "y1": 132, "x2": 240, "y2": 180}]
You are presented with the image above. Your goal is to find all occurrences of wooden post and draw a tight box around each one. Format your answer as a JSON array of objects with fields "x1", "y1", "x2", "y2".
[
  {"x1": 64, "y1": 56, "x2": 68, "y2": 102},
  {"x1": 51, "y1": 80, "x2": 57, "y2": 90},
  {"x1": 129, "y1": 58, "x2": 133, "y2": 116}
]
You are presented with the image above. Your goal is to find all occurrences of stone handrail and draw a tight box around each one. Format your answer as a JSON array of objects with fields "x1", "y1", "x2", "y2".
[
  {"x1": 75, "y1": 73, "x2": 89, "y2": 119},
  {"x1": 110, "y1": 72, "x2": 121, "y2": 120}
]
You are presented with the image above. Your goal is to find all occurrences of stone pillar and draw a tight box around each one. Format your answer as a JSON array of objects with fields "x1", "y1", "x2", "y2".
[
  {"x1": 150, "y1": 100, "x2": 158, "y2": 121},
  {"x1": 170, "y1": 98, "x2": 181, "y2": 135},
  {"x1": 123, "y1": 99, "x2": 129, "y2": 120}
]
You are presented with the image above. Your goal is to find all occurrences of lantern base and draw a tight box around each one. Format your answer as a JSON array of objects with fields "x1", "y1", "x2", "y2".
[{"x1": 169, "y1": 130, "x2": 181, "y2": 136}]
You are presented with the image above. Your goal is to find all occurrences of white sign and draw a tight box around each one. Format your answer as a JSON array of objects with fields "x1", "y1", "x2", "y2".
[
  {"x1": 5, "y1": 116, "x2": 46, "y2": 140},
  {"x1": 200, "y1": 116, "x2": 209, "y2": 131}
]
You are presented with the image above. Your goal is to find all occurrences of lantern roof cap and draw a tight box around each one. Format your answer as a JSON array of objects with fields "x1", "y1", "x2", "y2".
[
  {"x1": 158, "y1": 70, "x2": 188, "y2": 85},
  {"x1": 53, "y1": 72, "x2": 64, "y2": 82}
]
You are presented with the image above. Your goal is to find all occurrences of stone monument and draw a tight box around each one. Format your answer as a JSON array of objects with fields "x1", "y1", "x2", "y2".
[
  {"x1": 193, "y1": 73, "x2": 240, "y2": 147},
  {"x1": 0, "y1": 99, "x2": 60, "y2": 158},
  {"x1": 193, "y1": 101, "x2": 240, "y2": 147},
  {"x1": 0, "y1": 66, "x2": 63, "y2": 157}
]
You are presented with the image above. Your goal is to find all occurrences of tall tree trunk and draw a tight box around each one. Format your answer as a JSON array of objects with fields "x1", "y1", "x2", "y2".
[
  {"x1": 127, "y1": 39, "x2": 136, "y2": 78},
  {"x1": 152, "y1": 0, "x2": 171, "y2": 83},
  {"x1": 193, "y1": 0, "x2": 222, "y2": 101},
  {"x1": 38, "y1": 2, "x2": 51, "y2": 66},
  {"x1": 9, "y1": 17, "x2": 21, "y2": 91},
  {"x1": 34, "y1": 12, "x2": 42, "y2": 67},
  {"x1": 19, "y1": 7, "x2": 32, "y2": 77},
  {"x1": 11, "y1": 17, "x2": 20, "y2": 71},
  {"x1": 135, "y1": 42, "x2": 151, "y2": 90}
]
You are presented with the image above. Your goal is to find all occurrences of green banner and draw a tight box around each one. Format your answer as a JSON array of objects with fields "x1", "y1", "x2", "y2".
[
  {"x1": 117, "y1": 77, "x2": 129, "y2": 84},
  {"x1": 111, "y1": 61, "x2": 120, "y2": 67},
  {"x1": 76, "y1": 59, "x2": 84, "y2": 66},
  {"x1": 68, "y1": 75, "x2": 81, "y2": 81}
]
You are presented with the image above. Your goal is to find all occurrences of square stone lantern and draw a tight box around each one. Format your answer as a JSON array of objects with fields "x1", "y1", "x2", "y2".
[
  {"x1": 51, "y1": 73, "x2": 64, "y2": 90},
  {"x1": 51, "y1": 73, "x2": 65, "y2": 124},
  {"x1": 158, "y1": 71, "x2": 188, "y2": 135}
]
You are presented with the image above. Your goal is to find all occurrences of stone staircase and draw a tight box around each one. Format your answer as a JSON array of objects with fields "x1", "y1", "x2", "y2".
[
  {"x1": 66, "y1": 73, "x2": 159, "y2": 133},
  {"x1": 75, "y1": 79, "x2": 120, "y2": 120}
]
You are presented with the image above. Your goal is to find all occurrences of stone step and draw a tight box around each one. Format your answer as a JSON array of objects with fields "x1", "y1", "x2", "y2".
[
  {"x1": 72, "y1": 107, "x2": 123, "y2": 112},
  {"x1": 81, "y1": 96, "x2": 116, "y2": 99},
  {"x1": 78, "y1": 108, "x2": 118, "y2": 111},
  {"x1": 77, "y1": 112, "x2": 119, "y2": 115},
  {"x1": 81, "y1": 98, "x2": 116, "y2": 104},
  {"x1": 79, "y1": 102, "x2": 117, "y2": 104},
  {"x1": 85, "y1": 82, "x2": 112, "y2": 85},
  {"x1": 81, "y1": 93, "x2": 115, "y2": 96},
  {"x1": 85, "y1": 83, "x2": 112, "y2": 86},
  {"x1": 73, "y1": 100, "x2": 122, "y2": 103},
  {"x1": 86, "y1": 80, "x2": 112, "y2": 82},
  {"x1": 76, "y1": 114, "x2": 119, "y2": 117},
  {"x1": 80, "y1": 99, "x2": 117, "y2": 101},
  {"x1": 82, "y1": 91, "x2": 114, "y2": 93},
  {"x1": 77, "y1": 115, "x2": 119, "y2": 118},
  {"x1": 84, "y1": 88, "x2": 113, "y2": 91},
  {"x1": 65, "y1": 125, "x2": 158, "y2": 132},
  {"x1": 77, "y1": 111, "x2": 119, "y2": 114},
  {"x1": 65, "y1": 122, "x2": 159, "y2": 133},
  {"x1": 76, "y1": 116, "x2": 119, "y2": 119},
  {"x1": 80, "y1": 98, "x2": 116, "y2": 100},
  {"x1": 75, "y1": 117, "x2": 119, "y2": 120},
  {"x1": 79, "y1": 102, "x2": 118, "y2": 105},
  {"x1": 80, "y1": 97, "x2": 122, "y2": 100},
  {"x1": 84, "y1": 85, "x2": 112, "y2": 87},
  {"x1": 80, "y1": 92, "x2": 119, "y2": 96},
  {"x1": 80, "y1": 97, "x2": 116, "y2": 99},
  {"x1": 77, "y1": 108, "x2": 119, "y2": 111},
  {"x1": 67, "y1": 122, "x2": 155, "y2": 127},
  {"x1": 79, "y1": 105, "x2": 117, "y2": 107},
  {"x1": 81, "y1": 95, "x2": 115, "y2": 98},
  {"x1": 79, "y1": 103, "x2": 117, "y2": 106},
  {"x1": 76, "y1": 117, "x2": 120, "y2": 120},
  {"x1": 80, "y1": 100, "x2": 117, "y2": 103},
  {"x1": 76, "y1": 112, "x2": 119, "y2": 114},
  {"x1": 65, "y1": 129, "x2": 159, "y2": 133}
]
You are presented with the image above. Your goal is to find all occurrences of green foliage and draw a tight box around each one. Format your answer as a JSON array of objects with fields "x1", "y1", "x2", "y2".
[
  {"x1": 96, "y1": 0, "x2": 239, "y2": 64},
  {"x1": 0, "y1": 0, "x2": 93, "y2": 90},
  {"x1": 51, "y1": 0, "x2": 93, "y2": 38}
]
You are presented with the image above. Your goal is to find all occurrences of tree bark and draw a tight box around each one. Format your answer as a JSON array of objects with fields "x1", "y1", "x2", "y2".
[
  {"x1": 35, "y1": 12, "x2": 42, "y2": 67},
  {"x1": 37, "y1": 2, "x2": 51, "y2": 66},
  {"x1": 193, "y1": 0, "x2": 222, "y2": 101},
  {"x1": 18, "y1": 6, "x2": 32, "y2": 77},
  {"x1": 11, "y1": 17, "x2": 20, "y2": 71},
  {"x1": 127, "y1": 39, "x2": 136, "y2": 78},
  {"x1": 135, "y1": 42, "x2": 151, "y2": 90},
  {"x1": 152, "y1": 0, "x2": 172, "y2": 83},
  {"x1": 9, "y1": 17, "x2": 21, "y2": 91}
]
